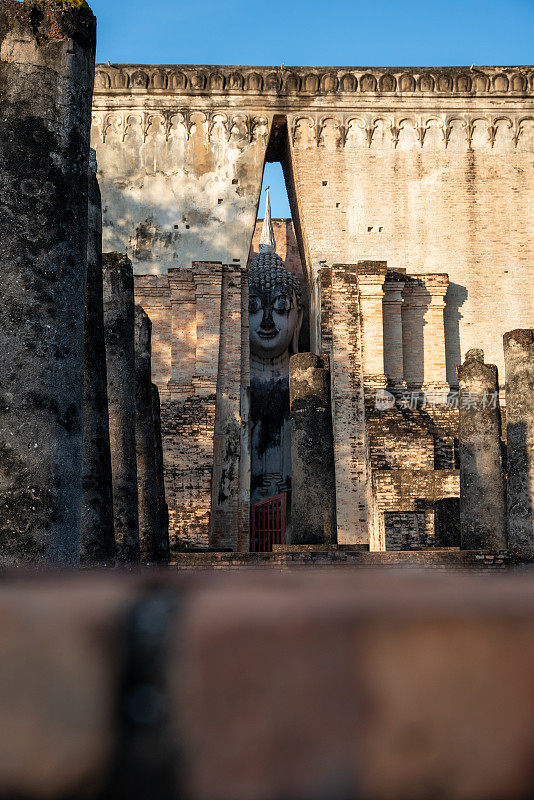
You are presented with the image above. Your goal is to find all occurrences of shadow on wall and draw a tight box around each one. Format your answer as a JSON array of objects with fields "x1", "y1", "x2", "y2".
[
  {"x1": 91, "y1": 110, "x2": 270, "y2": 273},
  {"x1": 435, "y1": 498, "x2": 461, "y2": 546},
  {"x1": 444, "y1": 282, "x2": 469, "y2": 388},
  {"x1": 507, "y1": 421, "x2": 533, "y2": 546}
]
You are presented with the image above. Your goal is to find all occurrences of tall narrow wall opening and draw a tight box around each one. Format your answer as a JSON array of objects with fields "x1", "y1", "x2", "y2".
[{"x1": 246, "y1": 119, "x2": 311, "y2": 547}]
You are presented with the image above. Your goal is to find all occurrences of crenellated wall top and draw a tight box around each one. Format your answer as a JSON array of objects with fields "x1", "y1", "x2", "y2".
[{"x1": 93, "y1": 64, "x2": 534, "y2": 98}]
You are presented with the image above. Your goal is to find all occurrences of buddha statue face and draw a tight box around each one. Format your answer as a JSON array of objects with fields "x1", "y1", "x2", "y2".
[{"x1": 249, "y1": 255, "x2": 303, "y2": 361}]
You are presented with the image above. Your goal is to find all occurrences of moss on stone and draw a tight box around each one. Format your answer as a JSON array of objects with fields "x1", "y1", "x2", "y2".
[
  {"x1": 0, "y1": 0, "x2": 96, "y2": 48},
  {"x1": 32, "y1": 0, "x2": 91, "y2": 11}
]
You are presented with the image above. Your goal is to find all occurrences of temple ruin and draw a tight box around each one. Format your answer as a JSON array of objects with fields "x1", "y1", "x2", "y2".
[
  {"x1": 91, "y1": 63, "x2": 534, "y2": 555},
  {"x1": 0, "y1": 0, "x2": 531, "y2": 564}
]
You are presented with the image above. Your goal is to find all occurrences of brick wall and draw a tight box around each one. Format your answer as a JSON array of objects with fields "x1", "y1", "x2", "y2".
[
  {"x1": 135, "y1": 264, "x2": 230, "y2": 551},
  {"x1": 211, "y1": 264, "x2": 249, "y2": 551},
  {"x1": 328, "y1": 264, "x2": 375, "y2": 546},
  {"x1": 134, "y1": 227, "x2": 307, "y2": 553},
  {"x1": 286, "y1": 116, "x2": 534, "y2": 381}
]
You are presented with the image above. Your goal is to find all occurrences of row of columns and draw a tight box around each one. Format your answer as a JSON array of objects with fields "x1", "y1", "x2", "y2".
[
  {"x1": 458, "y1": 333, "x2": 534, "y2": 551},
  {"x1": 288, "y1": 333, "x2": 534, "y2": 552},
  {"x1": 0, "y1": 2, "x2": 170, "y2": 567},
  {"x1": 91, "y1": 249, "x2": 170, "y2": 565},
  {"x1": 358, "y1": 264, "x2": 449, "y2": 398}
]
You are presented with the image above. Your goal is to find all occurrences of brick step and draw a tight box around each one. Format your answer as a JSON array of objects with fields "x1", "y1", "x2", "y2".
[{"x1": 169, "y1": 549, "x2": 517, "y2": 569}]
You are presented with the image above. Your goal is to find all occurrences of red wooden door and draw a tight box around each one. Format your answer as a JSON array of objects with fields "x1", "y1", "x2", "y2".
[{"x1": 250, "y1": 493, "x2": 287, "y2": 552}]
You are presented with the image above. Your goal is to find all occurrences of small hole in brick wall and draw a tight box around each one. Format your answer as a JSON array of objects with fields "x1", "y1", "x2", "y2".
[
  {"x1": 232, "y1": 258, "x2": 240, "y2": 262},
  {"x1": 232, "y1": 179, "x2": 238, "y2": 185},
  {"x1": 379, "y1": 226, "x2": 384, "y2": 232},
  {"x1": 336, "y1": 202, "x2": 340, "y2": 208},
  {"x1": 218, "y1": 199, "x2": 223, "y2": 205},
  {"x1": 322, "y1": 180, "x2": 328, "y2": 186},
  {"x1": 174, "y1": 224, "x2": 179, "y2": 229},
  {"x1": 368, "y1": 226, "x2": 373, "y2": 232},
  {"x1": 185, "y1": 224, "x2": 190, "y2": 229}
]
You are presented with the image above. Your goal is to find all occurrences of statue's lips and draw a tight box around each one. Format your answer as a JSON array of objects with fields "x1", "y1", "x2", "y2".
[{"x1": 257, "y1": 329, "x2": 278, "y2": 339}]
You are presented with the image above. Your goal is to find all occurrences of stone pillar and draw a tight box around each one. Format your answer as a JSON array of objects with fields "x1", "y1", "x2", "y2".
[
  {"x1": 421, "y1": 276, "x2": 450, "y2": 402},
  {"x1": 211, "y1": 263, "x2": 244, "y2": 550},
  {"x1": 357, "y1": 264, "x2": 388, "y2": 397},
  {"x1": 289, "y1": 353, "x2": 337, "y2": 546},
  {"x1": 134, "y1": 306, "x2": 163, "y2": 563},
  {"x1": 80, "y1": 152, "x2": 115, "y2": 565},
  {"x1": 330, "y1": 264, "x2": 374, "y2": 546},
  {"x1": 169, "y1": 269, "x2": 196, "y2": 391},
  {"x1": 402, "y1": 282, "x2": 426, "y2": 390},
  {"x1": 402, "y1": 276, "x2": 449, "y2": 401},
  {"x1": 0, "y1": 1, "x2": 95, "y2": 565},
  {"x1": 151, "y1": 383, "x2": 170, "y2": 562},
  {"x1": 383, "y1": 278, "x2": 406, "y2": 390},
  {"x1": 103, "y1": 253, "x2": 140, "y2": 563},
  {"x1": 192, "y1": 262, "x2": 223, "y2": 396},
  {"x1": 457, "y1": 349, "x2": 507, "y2": 550},
  {"x1": 504, "y1": 330, "x2": 534, "y2": 549}
]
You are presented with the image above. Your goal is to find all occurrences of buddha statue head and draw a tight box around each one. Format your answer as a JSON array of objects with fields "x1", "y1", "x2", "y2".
[{"x1": 248, "y1": 251, "x2": 303, "y2": 362}]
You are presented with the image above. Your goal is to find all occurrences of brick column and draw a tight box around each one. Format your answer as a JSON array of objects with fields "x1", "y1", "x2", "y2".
[
  {"x1": 402, "y1": 282, "x2": 426, "y2": 390},
  {"x1": 504, "y1": 329, "x2": 534, "y2": 549},
  {"x1": 357, "y1": 264, "x2": 388, "y2": 397},
  {"x1": 421, "y1": 276, "x2": 450, "y2": 401},
  {"x1": 402, "y1": 276, "x2": 449, "y2": 401},
  {"x1": 330, "y1": 264, "x2": 374, "y2": 546},
  {"x1": 289, "y1": 353, "x2": 336, "y2": 546},
  {"x1": 168, "y1": 269, "x2": 196, "y2": 393},
  {"x1": 211, "y1": 264, "x2": 245, "y2": 550},
  {"x1": 151, "y1": 383, "x2": 170, "y2": 562},
  {"x1": 192, "y1": 262, "x2": 223, "y2": 396},
  {"x1": 457, "y1": 349, "x2": 506, "y2": 550},
  {"x1": 383, "y1": 278, "x2": 406, "y2": 390}
]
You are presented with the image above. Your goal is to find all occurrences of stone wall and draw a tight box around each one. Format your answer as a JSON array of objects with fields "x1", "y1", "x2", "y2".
[
  {"x1": 137, "y1": 254, "x2": 466, "y2": 551},
  {"x1": 109, "y1": 65, "x2": 534, "y2": 550},
  {"x1": 135, "y1": 263, "x2": 248, "y2": 552},
  {"x1": 135, "y1": 265, "x2": 222, "y2": 550},
  {"x1": 93, "y1": 64, "x2": 534, "y2": 380}
]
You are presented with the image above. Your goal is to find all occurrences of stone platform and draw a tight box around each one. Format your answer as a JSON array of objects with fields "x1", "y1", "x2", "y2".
[{"x1": 170, "y1": 548, "x2": 534, "y2": 570}]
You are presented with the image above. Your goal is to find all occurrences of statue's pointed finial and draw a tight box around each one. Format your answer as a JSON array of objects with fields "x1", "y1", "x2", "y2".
[{"x1": 259, "y1": 186, "x2": 276, "y2": 253}]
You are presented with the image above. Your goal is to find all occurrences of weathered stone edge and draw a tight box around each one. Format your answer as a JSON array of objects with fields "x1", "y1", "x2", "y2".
[{"x1": 93, "y1": 64, "x2": 534, "y2": 96}]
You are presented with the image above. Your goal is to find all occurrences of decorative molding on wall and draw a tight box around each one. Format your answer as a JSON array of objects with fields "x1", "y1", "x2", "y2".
[
  {"x1": 93, "y1": 65, "x2": 534, "y2": 98},
  {"x1": 91, "y1": 110, "x2": 270, "y2": 144},
  {"x1": 288, "y1": 112, "x2": 534, "y2": 149},
  {"x1": 91, "y1": 108, "x2": 534, "y2": 150}
]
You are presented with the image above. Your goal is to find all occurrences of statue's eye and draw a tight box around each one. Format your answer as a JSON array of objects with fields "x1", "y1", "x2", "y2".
[
  {"x1": 249, "y1": 296, "x2": 261, "y2": 314},
  {"x1": 273, "y1": 295, "x2": 291, "y2": 313}
]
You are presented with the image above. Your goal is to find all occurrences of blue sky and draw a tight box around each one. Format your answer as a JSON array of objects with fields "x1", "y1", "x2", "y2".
[{"x1": 92, "y1": 0, "x2": 534, "y2": 216}]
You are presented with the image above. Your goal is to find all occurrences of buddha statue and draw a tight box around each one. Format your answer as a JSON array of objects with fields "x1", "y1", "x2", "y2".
[{"x1": 249, "y1": 189, "x2": 303, "y2": 505}]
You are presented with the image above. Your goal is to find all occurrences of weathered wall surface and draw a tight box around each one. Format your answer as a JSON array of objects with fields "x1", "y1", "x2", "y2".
[
  {"x1": 285, "y1": 74, "x2": 534, "y2": 381},
  {"x1": 134, "y1": 263, "x2": 249, "y2": 552},
  {"x1": 97, "y1": 65, "x2": 533, "y2": 550},
  {"x1": 91, "y1": 68, "x2": 271, "y2": 271},
  {"x1": 93, "y1": 64, "x2": 534, "y2": 380},
  {"x1": 134, "y1": 265, "x2": 222, "y2": 551}
]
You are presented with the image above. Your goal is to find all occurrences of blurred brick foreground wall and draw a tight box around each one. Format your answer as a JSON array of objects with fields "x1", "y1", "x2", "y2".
[{"x1": 2, "y1": 569, "x2": 534, "y2": 800}]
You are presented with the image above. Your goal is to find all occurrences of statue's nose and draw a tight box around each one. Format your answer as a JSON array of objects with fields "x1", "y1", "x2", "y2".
[{"x1": 260, "y1": 307, "x2": 275, "y2": 330}]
